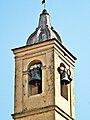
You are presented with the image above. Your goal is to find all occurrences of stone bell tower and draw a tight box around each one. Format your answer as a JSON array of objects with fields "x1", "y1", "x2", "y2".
[{"x1": 12, "y1": 9, "x2": 77, "y2": 120}]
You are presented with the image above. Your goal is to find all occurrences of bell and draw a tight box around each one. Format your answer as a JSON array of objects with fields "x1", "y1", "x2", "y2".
[
  {"x1": 61, "y1": 71, "x2": 71, "y2": 85},
  {"x1": 29, "y1": 69, "x2": 41, "y2": 86}
]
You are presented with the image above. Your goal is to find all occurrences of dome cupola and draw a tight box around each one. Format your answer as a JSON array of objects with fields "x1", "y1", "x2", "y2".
[{"x1": 26, "y1": 9, "x2": 62, "y2": 45}]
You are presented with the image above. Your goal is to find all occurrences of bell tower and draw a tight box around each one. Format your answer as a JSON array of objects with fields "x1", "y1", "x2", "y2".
[{"x1": 12, "y1": 9, "x2": 77, "y2": 120}]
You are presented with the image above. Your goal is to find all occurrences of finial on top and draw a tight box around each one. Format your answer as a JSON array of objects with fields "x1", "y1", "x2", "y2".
[{"x1": 42, "y1": 0, "x2": 46, "y2": 9}]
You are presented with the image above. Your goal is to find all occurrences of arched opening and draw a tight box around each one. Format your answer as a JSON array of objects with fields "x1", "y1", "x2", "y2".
[
  {"x1": 28, "y1": 60, "x2": 42, "y2": 96},
  {"x1": 60, "y1": 63, "x2": 68, "y2": 100}
]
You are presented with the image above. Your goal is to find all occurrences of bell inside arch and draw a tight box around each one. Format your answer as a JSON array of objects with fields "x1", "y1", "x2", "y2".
[
  {"x1": 29, "y1": 64, "x2": 42, "y2": 86},
  {"x1": 61, "y1": 71, "x2": 70, "y2": 85}
]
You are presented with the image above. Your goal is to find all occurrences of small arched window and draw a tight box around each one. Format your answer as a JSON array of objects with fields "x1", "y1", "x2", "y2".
[{"x1": 28, "y1": 61, "x2": 42, "y2": 96}]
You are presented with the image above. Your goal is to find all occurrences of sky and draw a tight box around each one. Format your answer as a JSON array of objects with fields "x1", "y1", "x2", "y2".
[{"x1": 0, "y1": 0, "x2": 90, "y2": 120}]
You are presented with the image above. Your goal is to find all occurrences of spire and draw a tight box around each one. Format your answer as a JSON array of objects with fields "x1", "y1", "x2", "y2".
[
  {"x1": 39, "y1": 9, "x2": 51, "y2": 29},
  {"x1": 26, "y1": 9, "x2": 62, "y2": 45}
]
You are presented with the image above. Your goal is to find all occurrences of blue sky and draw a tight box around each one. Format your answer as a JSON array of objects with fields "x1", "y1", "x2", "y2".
[{"x1": 0, "y1": 0, "x2": 90, "y2": 120}]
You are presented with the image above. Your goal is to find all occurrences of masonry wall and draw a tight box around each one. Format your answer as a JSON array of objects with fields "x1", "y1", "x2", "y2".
[
  {"x1": 54, "y1": 41, "x2": 76, "y2": 119},
  {"x1": 13, "y1": 40, "x2": 55, "y2": 120},
  {"x1": 14, "y1": 109, "x2": 55, "y2": 120}
]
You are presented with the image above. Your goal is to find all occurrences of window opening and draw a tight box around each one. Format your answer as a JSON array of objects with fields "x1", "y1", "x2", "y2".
[
  {"x1": 28, "y1": 62, "x2": 42, "y2": 96},
  {"x1": 58, "y1": 63, "x2": 69, "y2": 100}
]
